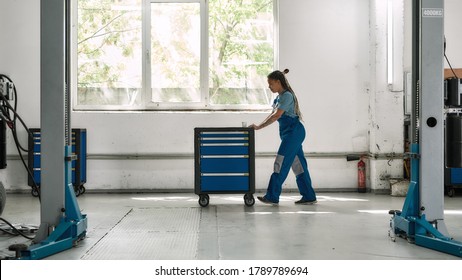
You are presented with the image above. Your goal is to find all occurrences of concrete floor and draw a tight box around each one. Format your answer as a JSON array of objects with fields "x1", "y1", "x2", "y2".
[{"x1": 1, "y1": 192, "x2": 462, "y2": 260}]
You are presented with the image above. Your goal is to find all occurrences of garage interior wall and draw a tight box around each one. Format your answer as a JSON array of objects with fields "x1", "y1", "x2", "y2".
[{"x1": 0, "y1": 0, "x2": 460, "y2": 193}]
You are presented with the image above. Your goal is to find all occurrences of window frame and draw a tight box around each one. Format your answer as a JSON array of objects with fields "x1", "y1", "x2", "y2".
[{"x1": 72, "y1": 0, "x2": 278, "y2": 111}]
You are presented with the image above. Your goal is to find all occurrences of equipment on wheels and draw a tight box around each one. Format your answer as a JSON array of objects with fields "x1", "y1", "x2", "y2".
[{"x1": 194, "y1": 127, "x2": 255, "y2": 207}]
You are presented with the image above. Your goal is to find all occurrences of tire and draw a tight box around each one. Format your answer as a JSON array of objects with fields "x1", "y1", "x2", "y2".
[
  {"x1": 31, "y1": 187, "x2": 40, "y2": 197},
  {"x1": 198, "y1": 194, "x2": 209, "y2": 207},
  {"x1": 75, "y1": 186, "x2": 81, "y2": 197},
  {"x1": 448, "y1": 187, "x2": 455, "y2": 197},
  {"x1": 244, "y1": 194, "x2": 255, "y2": 206}
]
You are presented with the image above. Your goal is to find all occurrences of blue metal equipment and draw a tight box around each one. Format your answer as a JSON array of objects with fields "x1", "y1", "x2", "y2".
[
  {"x1": 390, "y1": 144, "x2": 462, "y2": 257},
  {"x1": 194, "y1": 127, "x2": 256, "y2": 207},
  {"x1": 28, "y1": 128, "x2": 87, "y2": 197},
  {"x1": 445, "y1": 168, "x2": 462, "y2": 197},
  {"x1": 10, "y1": 0, "x2": 87, "y2": 259},
  {"x1": 389, "y1": 0, "x2": 462, "y2": 258},
  {"x1": 17, "y1": 145, "x2": 87, "y2": 259}
]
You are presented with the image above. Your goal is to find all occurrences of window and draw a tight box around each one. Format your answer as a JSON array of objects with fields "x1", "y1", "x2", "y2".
[
  {"x1": 149, "y1": 1, "x2": 202, "y2": 104},
  {"x1": 76, "y1": 0, "x2": 276, "y2": 110}
]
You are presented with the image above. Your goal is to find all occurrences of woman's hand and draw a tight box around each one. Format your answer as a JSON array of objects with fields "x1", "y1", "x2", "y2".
[
  {"x1": 248, "y1": 124, "x2": 260, "y2": 130},
  {"x1": 248, "y1": 109, "x2": 284, "y2": 131}
]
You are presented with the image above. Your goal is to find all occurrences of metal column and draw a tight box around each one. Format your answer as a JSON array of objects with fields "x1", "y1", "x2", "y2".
[
  {"x1": 35, "y1": 0, "x2": 68, "y2": 242},
  {"x1": 389, "y1": 0, "x2": 462, "y2": 257},
  {"x1": 419, "y1": 0, "x2": 446, "y2": 232},
  {"x1": 13, "y1": 0, "x2": 87, "y2": 260}
]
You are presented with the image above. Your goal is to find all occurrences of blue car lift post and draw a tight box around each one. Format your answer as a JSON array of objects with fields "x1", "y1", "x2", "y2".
[
  {"x1": 9, "y1": 0, "x2": 87, "y2": 260},
  {"x1": 389, "y1": 0, "x2": 462, "y2": 257}
]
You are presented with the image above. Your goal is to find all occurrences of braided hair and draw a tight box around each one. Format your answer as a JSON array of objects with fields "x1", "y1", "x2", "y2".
[{"x1": 267, "y1": 69, "x2": 303, "y2": 121}]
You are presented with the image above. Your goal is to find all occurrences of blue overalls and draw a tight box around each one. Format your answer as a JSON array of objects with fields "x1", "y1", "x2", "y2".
[{"x1": 263, "y1": 98, "x2": 317, "y2": 203}]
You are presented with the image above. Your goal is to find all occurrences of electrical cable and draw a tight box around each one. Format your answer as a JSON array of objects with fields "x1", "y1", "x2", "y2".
[
  {"x1": 0, "y1": 217, "x2": 35, "y2": 240},
  {"x1": 0, "y1": 92, "x2": 33, "y2": 148},
  {"x1": 445, "y1": 54, "x2": 459, "y2": 79},
  {"x1": 0, "y1": 74, "x2": 41, "y2": 200},
  {"x1": 0, "y1": 75, "x2": 32, "y2": 150},
  {"x1": 0, "y1": 75, "x2": 37, "y2": 256},
  {"x1": 0, "y1": 100, "x2": 29, "y2": 154},
  {"x1": 443, "y1": 37, "x2": 459, "y2": 79}
]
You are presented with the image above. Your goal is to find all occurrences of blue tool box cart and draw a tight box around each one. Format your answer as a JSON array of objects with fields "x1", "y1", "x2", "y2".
[
  {"x1": 194, "y1": 127, "x2": 255, "y2": 207},
  {"x1": 28, "y1": 128, "x2": 87, "y2": 197}
]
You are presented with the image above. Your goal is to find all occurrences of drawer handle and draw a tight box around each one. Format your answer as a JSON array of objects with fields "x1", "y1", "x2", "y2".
[{"x1": 201, "y1": 173, "x2": 249, "y2": 176}]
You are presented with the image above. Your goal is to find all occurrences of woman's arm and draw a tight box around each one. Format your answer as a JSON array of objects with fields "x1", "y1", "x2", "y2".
[{"x1": 249, "y1": 109, "x2": 284, "y2": 130}]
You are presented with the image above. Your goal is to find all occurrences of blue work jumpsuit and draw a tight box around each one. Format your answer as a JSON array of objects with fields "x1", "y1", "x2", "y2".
[{"x1": 264, "y1": 91, "x2": 317, "y2": 203}]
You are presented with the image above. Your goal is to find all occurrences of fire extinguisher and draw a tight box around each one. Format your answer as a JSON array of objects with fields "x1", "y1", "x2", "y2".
[{"x1": 357, "y1": 158, "x2": 366, "y2": 193}]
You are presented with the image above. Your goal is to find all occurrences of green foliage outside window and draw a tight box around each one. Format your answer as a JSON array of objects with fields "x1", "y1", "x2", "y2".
[{"x1": 77, "y1": 0, "x2": 274, "y2": 108}]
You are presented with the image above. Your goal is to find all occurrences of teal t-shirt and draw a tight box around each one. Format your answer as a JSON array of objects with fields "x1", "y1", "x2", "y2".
[{"x1": 273, "y1": 91, "x2": 297, "y2": 118}]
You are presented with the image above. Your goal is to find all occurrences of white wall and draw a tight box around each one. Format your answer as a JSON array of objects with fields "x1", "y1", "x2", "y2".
[
  {"x1": 0, "y1": 0, "x2": 41, "y2": 191},
  {"x1": 279, "y1": 0, "x2": 371, "y2": 153},
  {"x1": 404, "y1": 0, "x2": 462, "y2": 71},
  {"x1": 277, "y1": 0, "x2": 373, "y2": 191},
  {"x1": 444, "y1": 0, "x2": 462, "y2": 67},
  {"x1": 0, "y1": 0, "x2": 427, "y2": 194}
]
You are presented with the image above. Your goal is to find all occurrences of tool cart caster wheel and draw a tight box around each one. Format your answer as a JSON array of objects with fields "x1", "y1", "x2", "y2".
[
  {"x1": 75, "y1": 186, "x2": 81, "y2": 197},
  {"x1": 447, "y1": 187, "x2": 455, "y2": 197},
  {"x1": 199, "y1": 194, "x2": 210, "y2": 207},
  {"x1": 31, "y1": 187, "x2": 40, "y2": 197},
  {"x1": 80, "y1": 185, "x2": 86, "y2": 195},
  {"x1": 244, "y1": 194, "x2": 255, "y2": 206}
]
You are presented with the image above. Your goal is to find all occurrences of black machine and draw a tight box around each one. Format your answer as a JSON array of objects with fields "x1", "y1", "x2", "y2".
[{"x1": 444, "y1": 78, "x2": 462, "y2": 196}]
